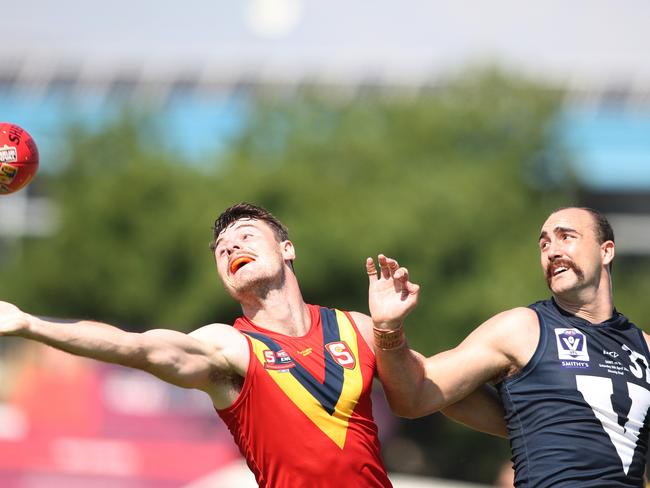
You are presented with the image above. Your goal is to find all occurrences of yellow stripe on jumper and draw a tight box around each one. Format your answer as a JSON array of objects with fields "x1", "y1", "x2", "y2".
[{"x1": 248, "y1": 310, "x2": 363, "y2": 449}]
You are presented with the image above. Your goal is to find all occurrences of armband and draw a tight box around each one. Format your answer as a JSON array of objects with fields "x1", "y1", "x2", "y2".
[{"x1": 373, "y1": 324, "x2": 405, "y2": 350}]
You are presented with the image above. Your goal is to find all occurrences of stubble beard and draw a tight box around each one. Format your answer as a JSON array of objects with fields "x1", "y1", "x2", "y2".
[{"x1": 231, "y1": 264, "x2": 287, "y2": 301}]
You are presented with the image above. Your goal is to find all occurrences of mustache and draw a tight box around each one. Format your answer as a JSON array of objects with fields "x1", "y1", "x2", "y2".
[{"x1": 546, "y1": 258, "x2": 584, "y2": 284}]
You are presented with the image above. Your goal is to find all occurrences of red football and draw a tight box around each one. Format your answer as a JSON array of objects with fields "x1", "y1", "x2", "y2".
[{"x1": 0, "y1": 123, "x2": 39, "y2": 195}]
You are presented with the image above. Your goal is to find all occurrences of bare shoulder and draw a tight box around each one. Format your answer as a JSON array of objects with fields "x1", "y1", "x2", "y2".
[
  {"x1": 189, "y1": 323, "x2": 249, "y2": 373},
  {"x1": 180, "y1": 323, "x2": 249, "y2": 408},
  {"x1": 346, "y1": 311, "x2": 375, "y2": 353},
  {"x1": 477, "y1": 307, "x2": 540, "y2": 372},
  {"x1": 190, "y1": 322, "x2": 243, "y2": 343},
  {"x1": 643, "y1": 331, "x2": 650, "y2": 350},
  {"x1": 482, "y1": 307, "x2": 539, "y2": 335}
]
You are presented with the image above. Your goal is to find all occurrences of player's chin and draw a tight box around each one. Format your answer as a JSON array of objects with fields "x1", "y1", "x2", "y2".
[
  {"x1": 228, "y1": 273, "x2": 264, "y2": 292},
  {"x1": 549, "y1": 278, "x2": 583, "y2": 296}
]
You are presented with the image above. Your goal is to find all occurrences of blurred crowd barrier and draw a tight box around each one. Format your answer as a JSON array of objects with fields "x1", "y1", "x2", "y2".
[{"x1": 0, "y1": 340, "x2": 240, "y2": 487}]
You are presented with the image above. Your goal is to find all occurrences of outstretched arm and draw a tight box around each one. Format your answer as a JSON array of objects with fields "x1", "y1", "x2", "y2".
[
  {"x1": 0, "y1": 301, "x2": 246, "y2": 394},
  {"x1": 367, "y1": 255, "x2": 519, "y2": 437}
]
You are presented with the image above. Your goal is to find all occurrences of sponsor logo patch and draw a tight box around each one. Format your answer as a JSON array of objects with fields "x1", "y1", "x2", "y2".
[
  {"x1": 555, "y1": 328, "x2": 590, "y2": 367},
  {"x1": 296, "y1": 347, "x2": 312, "y2": 357},
  {"x1": 0, "y1": 145, "x2": 18, "y2": 164},
  {"x1": 560, "y1": 360, "x2": 590, "y2": 369},
  {"x1": 262, "y1": 349, "x2": 295, "y2": 372}
]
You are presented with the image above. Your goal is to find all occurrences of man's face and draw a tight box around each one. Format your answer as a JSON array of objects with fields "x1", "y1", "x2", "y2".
[
  {"x1": 213, "y1": 218, "x2": 294, "y2": 298},
  {"x1": 538, "y1": 208, "x2": 607, "y2": 296}
]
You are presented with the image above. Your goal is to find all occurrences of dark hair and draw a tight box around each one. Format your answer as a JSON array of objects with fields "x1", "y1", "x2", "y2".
[
  {"x1": 210, "y1": 202, "x2": 289, "y2": 251},
  {"x1": 553, "y1": 206, "x2": 615, "y2": 271},
  {"x1": 553, "y1": 206, "x2": 614, "y2": 244},
  {"x1": 581, "y1": 207, "x2": 615, "y2": 244}
]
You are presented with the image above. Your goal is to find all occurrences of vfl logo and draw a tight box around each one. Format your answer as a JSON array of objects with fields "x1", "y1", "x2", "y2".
[
  {"x1": 262, "y1": 349, "x2": 295, "y2": 371},
  {"x1": 325, "y1": 341, "x2": 356, "y2": 369},
  {"x1": 555, "y1": 328, "x2": 589, "y2": 361}
]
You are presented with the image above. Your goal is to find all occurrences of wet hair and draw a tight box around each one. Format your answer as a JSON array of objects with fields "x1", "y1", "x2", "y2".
[{"x1": 210, "y1": 202, "x2": 289, "y2": 251}]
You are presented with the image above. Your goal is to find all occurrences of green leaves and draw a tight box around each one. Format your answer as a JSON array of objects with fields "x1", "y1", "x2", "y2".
[
  {"x1": 3, "y1": 70, "x2": 568, "y2": 337},
  {"x1": 1, "y1": 69, "x2": 570, "y2": 482}
]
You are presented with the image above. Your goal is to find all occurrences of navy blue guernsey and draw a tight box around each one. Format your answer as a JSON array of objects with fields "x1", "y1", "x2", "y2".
[{"x1": 497, "y1": 298, "x2": 650, "y2": 487}]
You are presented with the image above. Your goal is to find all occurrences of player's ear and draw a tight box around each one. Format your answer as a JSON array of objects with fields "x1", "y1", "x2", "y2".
[
  {"x1": 601, "y1": 240, "x2": 615, "y2": 267},
  {"x1": 282, "y1": 240, "x2": 296, "y2": 261}
]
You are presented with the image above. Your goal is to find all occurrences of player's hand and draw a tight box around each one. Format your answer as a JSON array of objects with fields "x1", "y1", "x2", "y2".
[
  {"x1": 0, "y1": 301, "x2": 30, "y2": 336},
  {"x1": 366, "y1": 254, "x2": 419, "y2": 331}
]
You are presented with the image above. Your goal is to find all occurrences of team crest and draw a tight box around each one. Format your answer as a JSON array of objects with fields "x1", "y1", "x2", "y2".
[
  {"x1": 262, "y1": 349, "x2": 295, "y2": 371},
  {"x1": 325, "y1": 341, "x2": 356, "y2": 369},
  {"x1": 555, "y1": 328, "x2": 589, "y2": 362},
  {"x1": 245, "y1": 308, "x2": 364, "y2": 449}
]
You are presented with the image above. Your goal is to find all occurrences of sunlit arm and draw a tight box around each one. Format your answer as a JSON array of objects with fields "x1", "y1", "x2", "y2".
[
  {"x1": 376, "y1": 344, "x2": 430, "y2": 418},
  {"x1": 378, "y1": 343, "x2": 507, "y2": 437},
  {"x1": 441, "y1": 385, "x2": 507, "y2": 438},
  {"x1": 367, "y1": 255, "x2": 515, "y2": 438},
  {"x1": 18, "y1": 314, "x2": 234, "y2": 391},
  {"x1": 377, "y1": 310, "x2": 528, "y2": 438}
]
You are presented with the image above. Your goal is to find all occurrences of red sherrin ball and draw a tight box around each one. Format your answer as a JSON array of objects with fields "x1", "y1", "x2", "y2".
[{"x1": 0, "y1": 123, "x2": 40, "y2": 195}]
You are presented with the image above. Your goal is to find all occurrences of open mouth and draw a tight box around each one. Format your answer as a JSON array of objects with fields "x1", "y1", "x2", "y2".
[
  {"x1": 230, "y1": 257, "x2": 255, "y2": 274},
  {"x1": 552, "y1": 266, "x2": 568, "y2": 276},
  {"x1": 546, "y1": 259, "x2": 583, "y2": 283}
]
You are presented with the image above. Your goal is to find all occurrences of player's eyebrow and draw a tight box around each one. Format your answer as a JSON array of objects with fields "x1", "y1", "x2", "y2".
[
  {"x1": 538, "y1": 226, "x2": 581, "y2": 242},
  {"x1": 215, "y1": 223, "x2": 259, "y2": 247},
  {"x1": 554, "y1": 226, "x2": 580, "y2": 235}
]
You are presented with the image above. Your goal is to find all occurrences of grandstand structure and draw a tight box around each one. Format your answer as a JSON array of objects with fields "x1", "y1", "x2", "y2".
[{"x1": 2, "y1": 51, "x2": 650, "y2": 253}]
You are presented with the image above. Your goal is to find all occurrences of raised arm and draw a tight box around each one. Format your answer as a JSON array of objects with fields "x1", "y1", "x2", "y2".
[
  {"x1": 366, "y1": 254, "x2": 428, "y2": 414},
  {"x1": 367, "y1": 255, "x2": 533, "y2": 437},
  {"x1": 0, "y1": 301, "x2": 247, "y2": 402}
]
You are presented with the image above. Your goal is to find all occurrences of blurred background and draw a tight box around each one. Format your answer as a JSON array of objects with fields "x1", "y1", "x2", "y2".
[{"x1": 1, "y1": 0, "x2": 650, "y2": 486}]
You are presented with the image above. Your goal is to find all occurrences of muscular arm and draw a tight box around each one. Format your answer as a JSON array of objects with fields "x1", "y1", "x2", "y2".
[
  {"x1": 440, "y1": 385, "x2": 506, "y2": 437},
  {"x1": 0, "y1": 301, "x2": 247, "y2": 395},
  {"x1": 375, "y1": 309, "x2": 533, "y2": 426},
  {"x1": 366, "y1": 255, "x2": 536, "y2": 438},
  {"x1": 350, "y1": 308, "x2": 505, "y2": 433}
]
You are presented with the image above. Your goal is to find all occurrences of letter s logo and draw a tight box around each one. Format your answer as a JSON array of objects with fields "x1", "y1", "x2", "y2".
[
  {"x1": 263, "y1": 350, "x2": 276, "y2": 364},
  {"x1": 326, "y1": 341, "x2": 356, "y2": 369}
]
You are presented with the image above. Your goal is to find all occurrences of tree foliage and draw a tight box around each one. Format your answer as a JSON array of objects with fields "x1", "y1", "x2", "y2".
[{"x1": 1, "y1": 69, "x2": 575, "y2": 482}]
